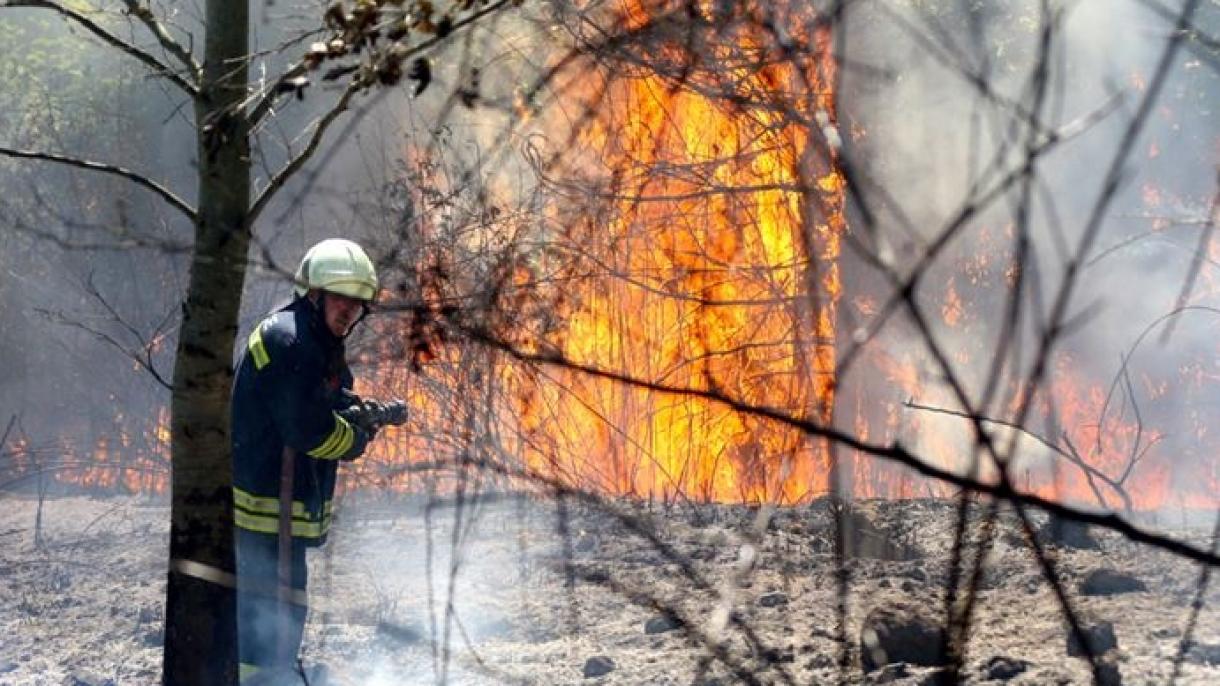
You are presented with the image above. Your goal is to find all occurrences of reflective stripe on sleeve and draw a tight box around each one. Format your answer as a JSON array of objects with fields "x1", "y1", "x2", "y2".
[
  {"x1": 306, "y1": 413, "x2": 354, "y2": 460},
  {"x1": 247, "y1": 325, "x2": 270, "y2": 370}
]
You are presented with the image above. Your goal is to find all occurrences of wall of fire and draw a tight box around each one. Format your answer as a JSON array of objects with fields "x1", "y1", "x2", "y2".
[{"x1": 2, "y1": 1, "x2": 1217, "y2": 510}]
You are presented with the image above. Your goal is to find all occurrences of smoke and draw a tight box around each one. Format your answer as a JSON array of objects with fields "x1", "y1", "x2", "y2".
[
  {"x1": 3, "y1": 0, "x2": 1210, "y2": 508},
  {"x1": 0, "y1": 0, "x2": 512, "y2": 467},
  {"x1": 306, "y1": 494, "x2": 562, "y2": 683},
  {"x1": 0, "y1": 8, "x2": 196, "y2": 463},
  {"x1": 837, "y1": 0, "x2": 1219, "y2": 505}
]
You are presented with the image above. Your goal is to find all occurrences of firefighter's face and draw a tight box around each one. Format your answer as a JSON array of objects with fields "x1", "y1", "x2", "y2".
[{"x1": 322, "y1": 292, "x2": 364, "y2": 337}]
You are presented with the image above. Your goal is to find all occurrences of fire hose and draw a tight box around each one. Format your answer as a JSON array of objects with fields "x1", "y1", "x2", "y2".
[{"x1": 276, "y1": 397, "x2": 407, "y2": 663}]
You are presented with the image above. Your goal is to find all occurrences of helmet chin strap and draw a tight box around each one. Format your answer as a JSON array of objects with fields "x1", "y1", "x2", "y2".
[{"x1": 350, "y1": 302, "x2": 371, "y2": 335}]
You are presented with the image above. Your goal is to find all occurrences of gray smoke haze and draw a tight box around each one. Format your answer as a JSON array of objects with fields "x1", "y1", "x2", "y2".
[
  {"x1": 0, "y1": 0, "x2": 431, "y2": 470},
  {"x1": 3, "y1": 0, "x2": 1214, "y2": 508},
  {"x1": 838, "y1": 0, "x2": 1219, "y2": 504},
  {"x1": 0, "y1": 0, "x2": 557, "y2": 504},
  {"x1": 0, "y1": 7, "x2": 197, "y2": 452}
]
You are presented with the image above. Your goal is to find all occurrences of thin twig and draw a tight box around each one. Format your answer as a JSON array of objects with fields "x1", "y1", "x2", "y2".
[
  {"x1": 1, "y1": 0, "x2": 198, "y2": 95},
  {"x1": 904, "y1": 400, "x2": 1130, "y2": 511},
  {"x1": 1170, "y1": 510, "x2": 1220, "y2": 684},
  {"x1": 453, "y1": 323, "x2": 1220, "y2": 566},
  {"x1": 118, "y1": 0, "x2": 203, "y2": 82},
  {"x1": 246, "y1": 81, "x2": 362, "y2": 227},
  {"x1": 1161, "y1": 173, "x2": 1220, "y2": 342},
  {"x1": 0, "y1": 147, "x2": 196, "y2": 221}
]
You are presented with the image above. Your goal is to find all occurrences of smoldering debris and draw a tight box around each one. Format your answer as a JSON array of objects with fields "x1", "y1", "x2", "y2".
[{"x1": 2, "y1": 493, "x2": 1220, "y2": 684}]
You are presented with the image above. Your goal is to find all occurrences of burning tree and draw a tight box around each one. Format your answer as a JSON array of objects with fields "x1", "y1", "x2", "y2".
[
  {"x1": 3, "y1": 0, "x2": 1220, "y2": 683},
  {"x1": 351, "y1": 0, "x2": 1220, "y2": 681},
  {"x1": 513, "y1": 3, "x2": 845, "y2": 505},
  {"x1": 374, "y1": 1, "x2": 1216, "y2": 507}
]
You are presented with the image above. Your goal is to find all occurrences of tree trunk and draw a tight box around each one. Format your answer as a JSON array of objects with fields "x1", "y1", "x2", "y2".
[{"x1": 162, "y1": 0, "x2": 250, "y2": 681}]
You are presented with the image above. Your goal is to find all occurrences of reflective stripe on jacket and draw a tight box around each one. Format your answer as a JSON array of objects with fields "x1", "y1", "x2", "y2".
[{"x1": 230, "y1": 297, "x2": 367, "y2": 544}]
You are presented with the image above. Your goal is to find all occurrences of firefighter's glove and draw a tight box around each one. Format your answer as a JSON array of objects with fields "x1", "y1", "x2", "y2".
[
  {"x1": 339, "y1": 400, "x2": 380, "y2": 436},
  {"x1": 338, "y1": 398, "x2": 408, "y2": 437}
]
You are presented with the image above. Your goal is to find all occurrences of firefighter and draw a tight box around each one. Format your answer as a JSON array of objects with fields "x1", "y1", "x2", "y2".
[{"x1": 231, "y1": 238, "x2": 383, "y2": 684}]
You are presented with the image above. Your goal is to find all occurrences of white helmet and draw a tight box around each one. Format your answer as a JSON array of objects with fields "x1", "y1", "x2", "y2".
[{"x1": 294, "y1": 238, "x2": 378, "y2": 301}]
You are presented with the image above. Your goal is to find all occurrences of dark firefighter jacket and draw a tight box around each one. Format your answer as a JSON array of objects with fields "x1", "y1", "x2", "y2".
[{"x1": 231, "y1": 296, "x2": 368, "y2": 545}]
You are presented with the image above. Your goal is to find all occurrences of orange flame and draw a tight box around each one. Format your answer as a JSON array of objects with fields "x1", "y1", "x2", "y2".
[
  {"x1": 497, "y1": 2, "x2": 844, "y2": 504},
  {"x1": 47, "y1": 3, "x2": 1219, "y2": 516}
]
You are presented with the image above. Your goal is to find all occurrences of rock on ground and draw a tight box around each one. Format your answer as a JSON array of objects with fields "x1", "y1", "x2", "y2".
[
  {"x1": 1079, "y1": 568, "x2": 1147, "y2": 596},
  {"x1": 758, "y1": 592, "x2": 788, "y2": 608},
  {"x1": 983, "y1": 656, "x2": 1030, "y2": 680},
  {"x1": 644, "y1": 615, "x2": 681, "y2": 635},
  {"x1": 860, "y1": 602, "x2": 948, "y2": 672},
  {"x1": 1067, "y1": 621, "x2": 1118, "y2": 657},
  {"x1": 1185, "y1": 641, "x2": 1220, "y2": 666},
  {"x1": 1038, "y1": 516, "x2": 1101, "y2": 550},
  {"x1": 583, "y1": 655, "x2": 615, "y2": 678}
]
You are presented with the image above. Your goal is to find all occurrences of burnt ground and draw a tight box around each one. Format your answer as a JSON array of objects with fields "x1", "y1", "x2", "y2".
[{"x1": 1, "y1": 493, "x2": 1219, "y2": 685}]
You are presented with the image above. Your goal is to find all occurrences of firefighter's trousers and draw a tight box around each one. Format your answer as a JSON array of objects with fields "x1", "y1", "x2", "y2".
[{"x1": 236, "y1": 529, "x2": 309, "y2": 684}]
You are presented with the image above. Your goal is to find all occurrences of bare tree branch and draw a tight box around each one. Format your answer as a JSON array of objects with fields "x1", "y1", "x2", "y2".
[
  {"x1": 246, "y1": 0, "x2": 519, "y2": 226},
  {"x1": 245, "y1": 81, "x2": 362, "y2": 228},
  {"x1": 34, "y1": 306, "x2": 173, "y2": 389},
  {"x1": 118, "y1": 0, "x2": 202, "y2": 83},
  {"x1": 450, "y1": 322, "x2": 1220, "y2": 567},
  {"x1": 1161, "y1": 173, "x2": 1220, "y2": 341},
  {"x1": 84, "y1": 271, "x2": 177, "y2": 389},
  {"x1": 0, "y1": 0, "x2": 198, "y2": 95},
  {"x1": 1011, "y1": 0, "x2": 1202, "y2": 431},
  {"x1": 1132, "y1": 0, "x2": 1220, "y2": 74},
  {"x1": 905, "y1": 399, "x2": 1132, "y2": 511},
  {"x1": 0, "y1": 146, "x2": 196, "y2": 221},
  {"x1": 242, "y1": 0, "x2": 516, "y2": 131},
  {"x1": 33, "y1": 270, "x2": 178, "y2": 392}
]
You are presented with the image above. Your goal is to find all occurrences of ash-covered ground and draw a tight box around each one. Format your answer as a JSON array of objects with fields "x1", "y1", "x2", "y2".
[{"x1": 2, "y1": 492, "x2": 1219, "y2": 685}]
